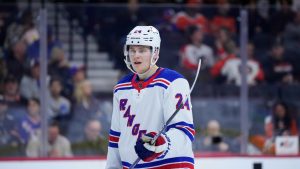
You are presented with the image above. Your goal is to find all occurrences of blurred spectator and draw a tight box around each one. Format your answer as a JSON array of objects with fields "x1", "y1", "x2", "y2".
[
  {"x1": 65, "y1": 65, "x2": 86, "y2": 99},
  {"x1": 17, "y1": 98, "x2": 41, "y2": 144},
  {"x1": 180, "y1": 25, "x2": 214, "y2": 70},
  {"x1": 262, "y1": 43, "x2": 295, "y2": 84},
  {"x1": 71, "y1": 65, "x2": 86, "y2": 85},
  {"x1": 27, "y1": 26, "x2": 63, "y2": 60},
  {"x1": 46, "y1": 26, "x2": 63, "y2": 53},
  {"x1": 249, "y1": 115, "x2": 273, "y2": 155},
  {"x1": 26, "y1": 121, "x2": 73, "y2": 157},
  {"x1": 172, "y1": 4, "x2": 208, "y2": 33},
  {"x1": 4, "y1": 9, "x2": 38, "y2": 49},
  {"x1": 0, "y1": 97, "x2": 22, "y2": 156},
  {"x1": 256, "y1": 0, "x2": 271, "y2": 27},
  {"x1": 195, "y1": 120, "x2": 229, "y2": 152},
  {"x1": 221, "y1": 43, "x2": 264, "y2": 86},
  {"x1": 73, "y1": 80, "x2": 101, "y2": 118},
  {"x1": 4, "y1": 39, "x2": 28, "y2": 81},
  {"x1": 4, "y1": 16, "x2": 26, "y2": 50},
  {"x1": 72, "y1": 119, "x2": 107, "y2": 156},
  {"x1": 268, "y1": 101, "x2": 298, "y2": 136},
  {"x1": 269, "y1": 0, "x2": 295, "y2": 37},
  {"x1": 48, "y1": 78, "x2": 71, "y2": 119},
  {"x1": 47, "y1": 47, "x2": 72, "y2": 97},
  {"x1": 250, "y1": 101, "x2": 298, "y2": 154},
  {"x1": 210, "y1": 0, "x2": 236, "y2": 34},
  {"x1": 210, "y1": 27, "x2": 237, "y2": 83},
  {"x1": 20, "y1": 10, "x2": 39, "y2": 46},
  {"x1": 20, "y1": 60, "x2": 41, "y2": 100},
  {"x1": 214, "y1": 27, "x2": 237, "y2": 59},
  {"x1": 48, "y1": 48, "x2": 70, "y2": 80},
  {"x1": 2, "y1": 75, "x2": 26, "y2": 106},
  {"x1": 68, "y1": 80, "x2": 108, "y2": 142},
  {"x1": 179, "y1": 25, "x2": 214, "y2": 82},
  {"x1": 248, "y1": 0, "x2": 271, "y2": 38},
  {"x1": 155, "y1": 8, "x2": 177, "y2": 33}
]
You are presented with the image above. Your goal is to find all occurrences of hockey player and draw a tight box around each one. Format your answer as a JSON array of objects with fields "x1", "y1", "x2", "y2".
[{"x1": 106, "y1": 26, "x2": 195, "y2": 169}]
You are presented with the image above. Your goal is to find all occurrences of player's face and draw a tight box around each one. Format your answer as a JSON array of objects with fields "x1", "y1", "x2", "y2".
[{"x1": 128, "y1": 45, "x2": 152, "y2": 74}]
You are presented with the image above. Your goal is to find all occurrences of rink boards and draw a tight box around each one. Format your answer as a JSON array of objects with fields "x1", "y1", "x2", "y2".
[{"x1": 0, "y1": 156, "x2": 300, "y2": 169}]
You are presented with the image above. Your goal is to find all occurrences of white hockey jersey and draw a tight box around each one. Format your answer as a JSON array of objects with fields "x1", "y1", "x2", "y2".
[{"x1": 106, "y1": 68, "x2": 195, "y2": 169}]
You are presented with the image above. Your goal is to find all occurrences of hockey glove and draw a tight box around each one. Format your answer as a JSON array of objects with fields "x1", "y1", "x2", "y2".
[{"x1": 134, "y1": 132, "x2": 168, "y2": 162}]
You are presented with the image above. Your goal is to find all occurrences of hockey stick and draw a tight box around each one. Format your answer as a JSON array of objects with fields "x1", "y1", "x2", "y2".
[{"x1": 129, "y1": 58, "x2": 202, "y2": 169}]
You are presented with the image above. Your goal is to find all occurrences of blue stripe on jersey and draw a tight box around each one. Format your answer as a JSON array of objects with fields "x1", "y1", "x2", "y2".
[
  {"x1": 114, "y1": 68, "x2": 185, "y2": 93},
  {"x1": 109, "y1": 129, "x2": 121, "y2": 137},
  {"x1": 155, "y1": 68, "x2": 185, "y2": 83},
  {"x1": 122, "y1": 157, "x2": 194, "y2": 168},
  {"x1": 109, "y1": 142, "x2": 118, "y2": 148},
  {"x1": 116, "y1": 68, "x2": 184, "y2": 85},
  {"x1": 167, "y1": 121, "x2": 194, "y2": 128},
  {"x1": 167, "y1": 122, "x2": 195, "y2": 142},
  {"x1": 114, "y1": 82, "x2": 168, "y2": 92},
  {"x1": 147, "y1": 83, "x2": 168, "y2": 89},
  {"x1": 114, "y1": 87, "x2": 134, "y2": 93}
]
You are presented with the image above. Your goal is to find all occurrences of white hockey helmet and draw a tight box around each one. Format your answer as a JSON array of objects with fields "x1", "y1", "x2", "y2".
[{"x1": 124, "y1": 26, "x2": 161, "y2": 74}]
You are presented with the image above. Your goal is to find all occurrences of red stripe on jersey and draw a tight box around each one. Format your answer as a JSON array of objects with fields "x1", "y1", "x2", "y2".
[
  {"x1": 123, "y1": 162, "x2": 194, "y2": 169},
  {"x1": 114, "y1": 83, "x2": 132, "y2": 89},
  {"x1": 109, "y1": 135, "x2": 119, "y2": 142},
  {"x1": 152, "y1": 79, "x2": 170, "y2": 85},
  {"x1": 177, "y1": 125, "x2": 195, "y2": 136},
  {"x1": 182, "y1": 126, "x2": 196, "y2": 135},
  {"x1": 149, "y1": 162, "x2": 194, "y2": 169}
]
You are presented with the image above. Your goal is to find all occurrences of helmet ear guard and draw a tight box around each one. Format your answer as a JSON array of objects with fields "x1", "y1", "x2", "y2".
[{"x1": 151, "y1": 47, "x2": 159, "y2": 65}]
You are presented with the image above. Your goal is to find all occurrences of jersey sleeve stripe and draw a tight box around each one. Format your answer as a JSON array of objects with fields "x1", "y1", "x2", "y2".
[
  {"x1": 109, "y1": 135, "x2": 119, "y2": 142},
  {"x1": 123, "y1": 163, "x2": 194, "y2": 169},
  {"x1": 122, "y1": 157, "x2": 194, "y2": 168},
  {"x1": 109, "y1": 130, "x2": 120, "y2": 148},
  {"x1": 109, "y1": 142, "x2": 119, "y2": 148},
  {"x1": 166, "y1": 122, "x2": 195, "y2": 142},
  {"x1": 109, "y1": 129, "x2": 121, "y2": 137},
  {"x1": 176, "y1": 125, "x2": 196, "y2": 135},
  {"x1": 174, "y1": 127, "x2": 195, "y2": 141}
]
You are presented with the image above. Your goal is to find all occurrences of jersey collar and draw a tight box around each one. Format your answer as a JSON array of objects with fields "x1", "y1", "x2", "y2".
[{"x1": 131, "y1": 67, "x2": 163, "y2": 93}]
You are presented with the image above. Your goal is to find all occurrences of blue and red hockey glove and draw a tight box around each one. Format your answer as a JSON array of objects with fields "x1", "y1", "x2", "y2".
[{"x1": 134, "y1": 132, "x2": 168, "y2": 162}]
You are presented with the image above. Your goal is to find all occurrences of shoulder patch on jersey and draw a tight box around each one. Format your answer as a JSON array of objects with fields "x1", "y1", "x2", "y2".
[
  {"x1": 156, "y1": 68, "x2": 185, "y2": 82},
  {"x1": 114, "y1": 73, "x2": 134, "y2": 93}
]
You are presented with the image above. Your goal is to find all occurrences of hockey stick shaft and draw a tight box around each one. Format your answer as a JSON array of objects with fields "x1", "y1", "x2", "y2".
[{"x1": 129, "y1": 58, "x2": 202, "y2": 169}]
